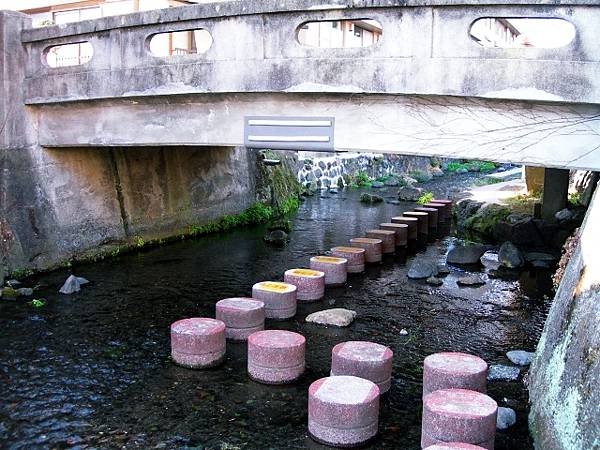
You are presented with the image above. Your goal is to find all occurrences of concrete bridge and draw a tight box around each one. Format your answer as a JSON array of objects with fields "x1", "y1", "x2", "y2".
[{"x1": 3, "y1": 0, "x2": 600, "y2": 170}]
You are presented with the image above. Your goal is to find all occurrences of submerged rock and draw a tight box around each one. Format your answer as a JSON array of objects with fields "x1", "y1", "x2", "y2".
[
  {"x1": 447, "y1": 244, "x2": 488, "y2": 265},
  {"x1": 408, "y1": 260, "x2": 438, "y2": 279},
  {"x1": 59, "y1": 275, "x2": 90, "y2": 295},
  {"x1": 397, "y1": 185, "x2": 423, "y2": 201},
  {"x1": 497, "y1": 407, "x2": 517, "y2": 430},
  {"x1": 499, "y1": 241, "x2": 524, "y2": 269},
  {"x1": 384, "y1": 177, "x2": 400, "y2": 187},
  {"x1": 457, "y1": 275, "x2": 486, "y2": 287},
  {"x1": 1, "y1": 286, "x2": 18, "y2": 299},
  {"x1": 436, "y1": 264, "x2": 450, "y2": 276},
  {"x1": 426, "y1": 276, "x2": 443, "y2": 286},
  {"x1": 507, "y1": 350, "x2": 535, "y2": 366},
  {"x1": 263, "y1": 229, "x2": 288, "y2": 245},
  {"x1": 555, "y1": 208, "x2": 573, "y2": 222},
  {"x1": 16, "y1": 288, "x2": 33, "y2": 297},
  {"x1": 487, "y1": 364, "x2": 520, "y2": 381},
  {"x1": 360, "y1": 193, "x2": 384, "y2": 204},
  {"x1": 371, "y1": 181, "x2": 385, "y2": 188},
  {"x1": 305, "y1": 308, "x2": 357, "y2": 327}
]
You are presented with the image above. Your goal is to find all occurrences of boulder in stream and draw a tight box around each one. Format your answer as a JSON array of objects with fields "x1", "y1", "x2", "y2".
[
  {"x1": 506, "y1": 350, "x2": 535, "y2": 366},
  {"x1": 457, "y1": 275, "x2": 486, "y2": 287},
  {"x1": 397, "y1": 185, "x2": 423, "y2": 201},
  {"x1": 447, "y1": 244, "x2": 488, "y2": 265},
  {"x1": 497, "y1": 407, "x2": 517, "y2": 430},
  {"x1": 499, "y1": 241, "x2": 524, "y2": 269},
  {"x1": 487, "y1": 364, "x2": 520, "y2": 381},
  {"x1": 59, "y1": 275, "x2": 90, "y2": 295},
  {"x1": 305, "y1": 308, "x2": 357, "y2": 327},
  {"x1": 408, "y1": 260, "x2": 438, "y2": 279}
]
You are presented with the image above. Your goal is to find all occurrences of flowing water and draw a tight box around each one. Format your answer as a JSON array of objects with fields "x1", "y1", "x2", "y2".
[{"x1": 0, "y1": 187, "x2": 551, "y2": 450}]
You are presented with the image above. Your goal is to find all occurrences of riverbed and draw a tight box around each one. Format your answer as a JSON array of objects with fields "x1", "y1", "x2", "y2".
[{"x1": 0, "y1": 184, "x2": 550, "y2": 449}]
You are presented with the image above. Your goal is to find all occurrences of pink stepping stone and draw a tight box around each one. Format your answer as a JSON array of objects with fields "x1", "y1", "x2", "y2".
[
  {"x1": 350, "y1": 237, "x2": 382, "y2": 264},
  {"x1": 432, "y1": 199, "x2": 454, "y2": 221},
  {"x1": 424, "y1": 441, "x2": 488, "y2": 450},
  {"x1": 170, "y1": 318, "x2": 226, "y2": 369},
  {"x1": 331, "y1": 246, "x2": 366, "y2": 274},
  {"x1": 284, "y1": 268, "x2": 325, "y2": 302},
  {"x1": 414, "y1": 207, "x2": 439, "y2": 234},
  {"x1": 331, "y1": 341, "x2": 393, "y2": 394},
  {"x1": 251, "y1": 281, "x2": 297, "y2": 319},
  {"x1": 215, "y1": 297, "x2": 265, "y2": 342},
  {"x1": 247, "y1": 330, "x2": 305, "y2": 384},
  {"x1": 404, "y1": 211, "x2": 429, "y2": 235},
  {"x1": 423, "y1": 352, "x2": 488, "y2": 398},
  {"x1": 365, "y1": 229, "x2": 396, "y2": 254},
  {"x1": 422, "y1": 389, "x2": 497, "y2": 449},
  {"x1": 310, "y1": 256, "x2": 348, "y2": 286},
  {"x1": 308, "y1": 375, "x2": 380, "y2": 447},
  {"x1": 391, "y1": 216, "x2": 419, "y2": 241},
  {"x1": 424, "y1": 202, "x2": 448, "y2": 225},
  {"x1": 379, "y1": 223, "x2": 409, "y2": 247}
]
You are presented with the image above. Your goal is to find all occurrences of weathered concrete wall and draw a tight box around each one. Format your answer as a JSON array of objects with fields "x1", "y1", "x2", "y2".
[
  {"x1": 0, "y1": 12, "x2": 259, "y2": 276},
  {"x1": 529, "y1": 188, "x2": 600, "y2": 449}
]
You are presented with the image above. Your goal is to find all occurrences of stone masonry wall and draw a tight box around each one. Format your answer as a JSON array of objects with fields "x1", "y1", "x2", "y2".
[{"x1": 297, "y1": 151, "x2": 433, "y2": 190}]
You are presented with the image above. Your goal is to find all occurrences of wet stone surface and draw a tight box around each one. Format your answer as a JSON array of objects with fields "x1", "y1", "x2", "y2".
[{"x1": 0, "y1": 187, "x2": 550, "y2": 449}]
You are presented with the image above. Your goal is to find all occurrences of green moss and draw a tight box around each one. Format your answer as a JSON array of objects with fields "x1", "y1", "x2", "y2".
[
  {"x1": 473, "y1": 176, "x2": 502, "y2": 186},
  {"x1": 409, "y1": 170, "x2": 430, "y2": 183},
  {"x1": 568, "y1": 192, "x2": 581, "y2": 206},
  {"x1": 8, "y1": 268, "x2": 34, "y2": 279},
  {"x1": 463, "y1": 204, "x2": 511, "y2": 236}
]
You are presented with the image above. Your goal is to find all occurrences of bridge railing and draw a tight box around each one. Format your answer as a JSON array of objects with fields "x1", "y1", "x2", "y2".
[{"x1": 18, "y1": 0, "x2": 600, "y2": 106}]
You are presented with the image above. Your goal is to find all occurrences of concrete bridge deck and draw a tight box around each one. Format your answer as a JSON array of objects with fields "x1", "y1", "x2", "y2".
[{"x1": 2, "y1": 0, "x2": 600, "y2": 170}]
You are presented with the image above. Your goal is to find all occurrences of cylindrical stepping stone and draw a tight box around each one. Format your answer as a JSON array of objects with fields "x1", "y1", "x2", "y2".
[
  {"x1": 247, "y1": 330, "x2": 305, "y2": 384},
  {"x1": 432, "y1": 199, "x2": 454, "y2": 222},
  {"x1": 251, "y1": 281, "x2": 297, "y2": 319},
  {"x1": 404, "y1": 211, "x2": 429, "y2": 247},
  {"x1": 424, "y1": 442, "x2": 488, "y2": 450},
  {"x1": 310, "y1": 256, "x2": 348, "y2": 287},
  {"x1": 308, "y1": 375, "x2": 380, "y2": 447},
  {"x1": 350, "y1": 237, "x2": 382, "y2": 264},
  {"x1": 215, "y1": 297, "x2": 265, "y2": 342},
  {"x1": 424, "y1": 202, "x2": 447, "y2": 225},
  {"x1": 284, "y1": 268, "x2": 325, "y2": 302},
  {"x1": 422, "y1": 389, "x2": 497, "y2": 449},
  {"x1": 391, "y1": 216, "x2": 419, "y2": 251},
  {"x1": 331, "y1": 246, "x2": 366, "y2": 274},
  {"x1": 422, "y1": 435, "x2": 494, "y2": 450},
  {"x1": 331, "y1": 341, "x2": 393, "y2": 394},
  {"x1": 366, "y1": 229, "x2": 395, "y2": 254},
  {"x1": 171, "y1": 318, "x2": 226, "y2": 369},
  {"x1": 423, "y1": 352, "x2": 488, "y2": 398},
  {"x1": 414, "y1": 207, "x2": 439, "y2": 241},
  {"x1": 379, "y1": 223, "x2": 408, "y2": 248}
]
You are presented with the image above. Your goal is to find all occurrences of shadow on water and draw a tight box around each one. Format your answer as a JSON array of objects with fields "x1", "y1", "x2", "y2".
[{"x1": 0, "y1": 188, "x2": 551, "y2": 449}]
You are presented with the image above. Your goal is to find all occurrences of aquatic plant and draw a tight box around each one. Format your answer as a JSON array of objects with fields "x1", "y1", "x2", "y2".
[
  {"x1": 416, "y1": 192, "x2": 434, "y2": 205},
  {"x1": 31, "y1": 298, "x2": 45, "y2": 308}
]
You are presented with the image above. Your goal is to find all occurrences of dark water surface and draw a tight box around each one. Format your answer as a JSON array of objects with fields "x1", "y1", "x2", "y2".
[{"x1": 0, "y1": 187, "x2": 550, "y2": 450}]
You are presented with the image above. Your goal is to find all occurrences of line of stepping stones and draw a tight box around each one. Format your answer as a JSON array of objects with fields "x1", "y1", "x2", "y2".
[{"x1": 170, "y1": 199, "x2": 518, "y2": 448}]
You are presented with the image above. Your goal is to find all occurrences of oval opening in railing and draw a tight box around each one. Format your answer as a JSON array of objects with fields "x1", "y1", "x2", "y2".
[
  {"x1": 470, "y1": 18, "x2": 575, "y2": 48},
  {"x1": 148, "y1": 29, "x2": 212, "y2": 57},
  {"x1": 297, "y1": 19, "x2": 382, "y2": 48},
  {"x1": 45, "y1": 42, "x2": 93, "y2": 68}
]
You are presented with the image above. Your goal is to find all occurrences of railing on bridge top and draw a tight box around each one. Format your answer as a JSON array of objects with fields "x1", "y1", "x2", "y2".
[{"x1": 5, "y1": 0, "x2": 600, "y2": 169}]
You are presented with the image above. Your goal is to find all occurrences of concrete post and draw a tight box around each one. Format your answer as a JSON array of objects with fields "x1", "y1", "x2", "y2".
[{"x1": 541, "y1": 168, "x2": 570, "y2": 220}]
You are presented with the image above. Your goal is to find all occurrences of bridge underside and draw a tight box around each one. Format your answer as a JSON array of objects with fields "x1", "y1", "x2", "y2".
[{"x1": 37, "y1": 92, "x2": 600, "y2": 171}]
